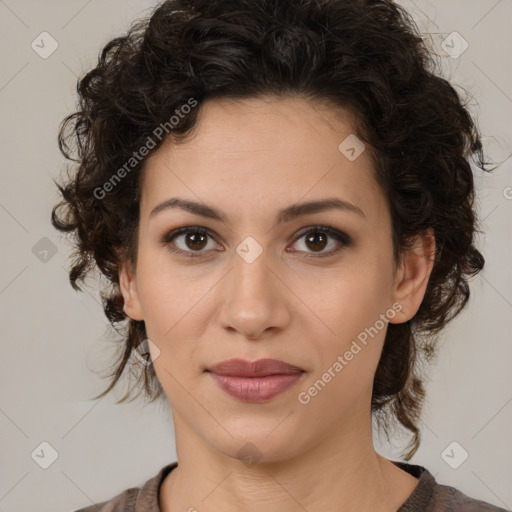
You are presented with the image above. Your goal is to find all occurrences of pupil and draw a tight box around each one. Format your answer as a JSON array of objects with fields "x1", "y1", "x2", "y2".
[
  {"x1": 184, "y1": 231, "x2": 328, "y2": 252},
  {"x1": 187, "y1": 233, "x2": 207, "y2": 250},
  {"x1": 306, "y1": 231, "x2": 327, "y2": 251}
]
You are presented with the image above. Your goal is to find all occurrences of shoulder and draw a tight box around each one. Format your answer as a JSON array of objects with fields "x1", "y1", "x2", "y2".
[
  {"x1": 394, "y1": 462, "x2": 509, "y2": 512},
  {"x1": 71, "y1": 487, "x2": 139, "y2": 512},
  {"x1": 70, "y1": 462, "x2": 178, "y2": 512},
  {"x1": 429, "y1": 480, "x2": 509, "y2": 512}
]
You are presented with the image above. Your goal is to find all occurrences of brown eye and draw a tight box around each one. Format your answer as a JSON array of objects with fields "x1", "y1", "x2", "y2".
[
  {"x1": 183, "y1": 231, "x2": 208, "y2": 251},
  {"x1": 162, "y1": 225, "x2": 351, "y2": 260},
  {"x1": 304, "y1": 231, "x2": 328, "y2": 252},
  {"x1": 161, "y1": 227, "x2": 219, "y2": 258},
  {"x1": 288, "y1": 226, "x2": 351, "y2": 258}
]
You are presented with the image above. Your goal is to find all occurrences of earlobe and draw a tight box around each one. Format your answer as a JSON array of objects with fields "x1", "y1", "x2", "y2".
[
  {"x1": 119, "y1": 259, "x2": 144, "y2": 321},
  {"x1": 389, "y1": 228, "x2": 436, "y2": 324}
]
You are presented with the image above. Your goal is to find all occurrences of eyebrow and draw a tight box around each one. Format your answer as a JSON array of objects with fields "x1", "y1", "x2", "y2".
[{"x1": 149, "y1": 197, "x2": 366, "y2": 223}]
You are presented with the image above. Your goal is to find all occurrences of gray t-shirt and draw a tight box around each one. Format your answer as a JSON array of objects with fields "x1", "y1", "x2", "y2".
[{"x1": 72, "y1": 461, "x2": 509, "y2": 511}]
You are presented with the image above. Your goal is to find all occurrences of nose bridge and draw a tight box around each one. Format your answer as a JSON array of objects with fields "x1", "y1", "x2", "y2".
[
  {"x1": 229, "y1": 237, "x2": 275, "y2": 307},
  {"x1": 217, "y1": 236, "x2": 289, "y2": 337}
]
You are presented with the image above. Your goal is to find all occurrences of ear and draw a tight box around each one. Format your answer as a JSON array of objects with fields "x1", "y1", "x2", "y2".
[
  {"x1": 119, "y1": 259, "x2": 144, "y2": 321},
  {"x1": 389, "y1": 228, "x2": 436, "y2": 324}
]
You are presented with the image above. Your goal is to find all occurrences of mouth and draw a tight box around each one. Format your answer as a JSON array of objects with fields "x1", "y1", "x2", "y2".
[{"x1": 205, "y1": 358, "x2": 305, "y2": 402}]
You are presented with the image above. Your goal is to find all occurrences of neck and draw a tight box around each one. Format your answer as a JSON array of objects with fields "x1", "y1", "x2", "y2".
[{"x1": 159, "y1": 412, "x2": 418, "y2": 512}]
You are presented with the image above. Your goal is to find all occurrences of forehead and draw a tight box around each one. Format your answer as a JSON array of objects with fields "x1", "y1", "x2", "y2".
[{"x1": 140, "y1": 96, "x2": 388, "y2": 227}]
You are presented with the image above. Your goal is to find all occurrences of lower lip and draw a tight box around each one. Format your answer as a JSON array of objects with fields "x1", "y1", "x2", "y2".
[{"x1": 208, "y1": 372, "x2": 304, "y2": 402}]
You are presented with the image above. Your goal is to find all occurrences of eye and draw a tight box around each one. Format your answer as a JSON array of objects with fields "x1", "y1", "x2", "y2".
[
  {"x1": 161, "y1": 225, "x2": 351, "y2": 259},
  {"x1": 161, "y1": 227, "x2": 220, "y2": 258},
  {"x1": 288, "y1": 226, "x2": 351, "y2": 258}
]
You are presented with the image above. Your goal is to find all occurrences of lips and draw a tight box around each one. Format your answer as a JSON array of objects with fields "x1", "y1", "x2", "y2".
[
  {"x1": 206, "y1": 358, "x2": 305, "y2": 402},
  {"x1": 208, "y1": 358, "x2": 304, "y2": 377}
]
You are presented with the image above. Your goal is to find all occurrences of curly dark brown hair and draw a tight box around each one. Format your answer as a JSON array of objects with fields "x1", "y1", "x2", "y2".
[{"x1": 51, "y1": 0, "x2": 492, "y2": 459}]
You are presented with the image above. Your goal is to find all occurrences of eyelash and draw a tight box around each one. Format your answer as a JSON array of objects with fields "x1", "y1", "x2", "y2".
[{"x1": 160, "y1": 225, "x2": 352, "y2": 260}]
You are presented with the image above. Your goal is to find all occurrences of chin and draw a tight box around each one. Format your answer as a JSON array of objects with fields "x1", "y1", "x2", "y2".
[{"x1": 206, "y1": 423, "x2": 308, "y2": 466}]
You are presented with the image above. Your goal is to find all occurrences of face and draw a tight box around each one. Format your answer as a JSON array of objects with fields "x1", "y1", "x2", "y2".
[{"x1": 120, "y1": 95, "x2": 434, "y2": 464}]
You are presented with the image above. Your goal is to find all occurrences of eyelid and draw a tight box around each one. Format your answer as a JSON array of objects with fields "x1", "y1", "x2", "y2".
[
  {"x1": 161, "y1": 225, "x2": 351, "y2": 258},
  {"x1": 292, "y1": 225, "x2": 352, "y2": 246},
  {"x1": 160, "y1": 226, "x2": 222, "y2": 258},
  {"x1": 287, "y1": 225, "x2": 352, "y2": 258}
]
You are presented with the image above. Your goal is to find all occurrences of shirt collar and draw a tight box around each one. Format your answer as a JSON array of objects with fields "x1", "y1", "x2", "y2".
[
  {"x1": 135, "y1": 461, "x2": 178, "y2": 512},
  {"x1": 132, "y1": 460, "x2": 434, "y2": 512}
]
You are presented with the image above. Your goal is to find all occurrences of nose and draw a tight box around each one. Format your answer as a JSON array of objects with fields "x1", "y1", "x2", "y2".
[{"x1": 216, "y1": 244, "x2": 292, "y2": 340}]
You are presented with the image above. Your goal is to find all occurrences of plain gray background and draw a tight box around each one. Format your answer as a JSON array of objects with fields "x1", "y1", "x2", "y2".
[{"x1": 0, "y1": 1, "x2": 511, "y2": 511}]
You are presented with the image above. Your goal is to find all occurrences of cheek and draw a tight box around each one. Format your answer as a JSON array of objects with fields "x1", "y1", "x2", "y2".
[
  {"x1": 295, "y1": 280, "x2": 391, "y2": 424},
  {"x1": 135, "y1": 246, "x2": 208, "y2": 329},
  {"x1": 304, "y1": 253, "x2": 393, "y2": 342},
  {"x1": 297, "y1": 250, "x2": 394, "y2": 390},
  {"x1": 133, "y1": 253, "x2": 198, "y2": 368}
]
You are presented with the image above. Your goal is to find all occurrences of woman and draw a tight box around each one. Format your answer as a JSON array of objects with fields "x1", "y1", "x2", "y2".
[{"x1": 52, "y1": 0, "x2": 506, "y2": 510}]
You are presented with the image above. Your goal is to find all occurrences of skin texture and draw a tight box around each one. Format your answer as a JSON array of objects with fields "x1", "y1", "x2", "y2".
[{"x1": 119, "y1": 96, "x2": 435, "y2": 512}]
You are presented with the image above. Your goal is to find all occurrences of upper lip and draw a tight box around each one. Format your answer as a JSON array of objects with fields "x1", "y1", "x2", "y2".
[{"x1": 207, "y1": 358, "x2": 304, "y2": 377}]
